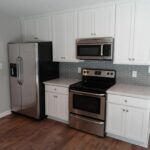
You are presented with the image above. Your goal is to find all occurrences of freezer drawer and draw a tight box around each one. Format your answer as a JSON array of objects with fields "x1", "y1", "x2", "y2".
[{"x1": 69, "y1": 113, "x2": 105, "y2": 137}]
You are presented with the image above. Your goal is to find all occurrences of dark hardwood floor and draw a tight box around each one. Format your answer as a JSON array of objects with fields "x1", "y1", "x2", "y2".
[{"x1": 0, "y1": 114, "x2": 148, "y2": 150}]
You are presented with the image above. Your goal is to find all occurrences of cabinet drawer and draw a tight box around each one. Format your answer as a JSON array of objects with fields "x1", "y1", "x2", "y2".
[
  {"x1": 45, "y1": 85, "x2": 68, "y2": 95},
  {"x1": 108, "y1": 94, "x2": 150, "y2": 109}
]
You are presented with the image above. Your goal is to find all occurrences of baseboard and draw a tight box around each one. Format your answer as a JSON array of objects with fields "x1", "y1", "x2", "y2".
[
  {"x1": 47, "y1": 115, "x2": 68, "y2": 124},
  {"x1": 0, "y1": 110, "x2": 11, "y2": 118},
  {"x1": 106, "y1": 133, "x2": 148, "y2": 148}
]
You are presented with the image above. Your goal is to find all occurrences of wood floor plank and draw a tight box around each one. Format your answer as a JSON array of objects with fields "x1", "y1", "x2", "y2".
[{"x1": 0, "y1": 114, "x2": 149, "y2": 150}]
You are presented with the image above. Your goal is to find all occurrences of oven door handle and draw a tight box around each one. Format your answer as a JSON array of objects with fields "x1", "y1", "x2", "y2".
[{"x1": 70, "y1": 90, "x2": 105, "y2": 97}]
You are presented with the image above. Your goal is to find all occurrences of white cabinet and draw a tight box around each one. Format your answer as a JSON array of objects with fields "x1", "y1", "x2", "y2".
[
  {"x1": 114, "y1": 1, "x2": 135, "y2": 64},
  {"x1": 106, "y1": 94, "x2": 150, "y2": 148},
  {"x1": 52, "y1": 12, "x2": 78, "y2": 62},
  {"x1": 77, "y1": 9, "x2": 93, "y2": 38},
  {"x1": 114, "y1": 0, "x2": 150, "y2": 65},
  {"x1": 45, "y1": 85, "x2": 69, "y2": 123},
  {"x1": 125, "y1": 107, "x2": 148, "y2": 143},
  {"x1": 133, "y1": 1, "x2": 150, "y2": 65},
  {"x1": 52, "y1": 14, "x2": 66, "y2": 61},
  {"x1": 36, "y1": 16, "x2": 52, "y2": 41},
  {"x1": 77, "y1": 3, "x2": 115, "y2": 38},
  {"x1": 22, "y1": 18, "x2": 37, "y2": 41},
  {"x1": 107, "y1": 103, "x2": 125, "y2": 136},
  {"x1": 22, "y1": 16, "x2": 52, "y2": 41}
]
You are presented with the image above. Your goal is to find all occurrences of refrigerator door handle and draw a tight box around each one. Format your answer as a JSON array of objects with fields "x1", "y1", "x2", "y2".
[
  {"x1": 16, "y1": 57, "x2": 21, "y2": 84},
  {"x1": 20, "y1": 57, "x2": 24, "y2": 85}
]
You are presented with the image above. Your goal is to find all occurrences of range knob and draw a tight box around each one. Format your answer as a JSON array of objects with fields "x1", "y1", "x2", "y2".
[{"x1": 83, "y1": 70, "x2": 89, "y2": 74}]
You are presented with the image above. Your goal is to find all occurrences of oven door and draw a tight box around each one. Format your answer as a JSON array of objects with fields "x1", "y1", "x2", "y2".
[
  {"x1": 76, "y1": 44, "x2": 101, "y2": 60},
  {"x1": 69, "y1": 90, "x2": 106, "y2": 120}
]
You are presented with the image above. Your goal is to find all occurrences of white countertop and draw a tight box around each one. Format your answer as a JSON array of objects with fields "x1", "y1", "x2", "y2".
[
  {"x1": 107, "y1": 83, "x2": 150, "y2": 100},
  {"x1": 44, "y1": 78, "x2": 79, "y2": 88}
]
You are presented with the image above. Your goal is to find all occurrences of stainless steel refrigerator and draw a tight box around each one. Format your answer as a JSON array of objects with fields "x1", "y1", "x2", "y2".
[{"x1": 8, "y1": 42, "x2": 59, "y2": 119}]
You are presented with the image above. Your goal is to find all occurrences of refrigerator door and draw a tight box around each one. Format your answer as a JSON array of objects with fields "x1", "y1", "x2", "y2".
[
  {"x1": 8, "y1": 44, "x2": 22, "y2": 113},
  {"x1": 20, "y1": 43, "x2": 40, "y2": 119}
]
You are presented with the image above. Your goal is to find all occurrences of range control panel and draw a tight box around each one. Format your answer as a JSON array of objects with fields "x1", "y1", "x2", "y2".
[{"x1": 82, "y1": 68, "x2": 116, "y2": 78}]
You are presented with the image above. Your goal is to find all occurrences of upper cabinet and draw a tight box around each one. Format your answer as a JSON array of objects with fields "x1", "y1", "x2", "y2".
[
  {"x1": 52, "y1": 12, "x2": 79, "y2": 62},
  {"x1": 77, "y1": 3, "x2": 115, "y2": 38},
  {"x1": 114, "y1": 0, "x2": 150, "y2": 65},
  {"x1": 22, "y1": 16, "x2": 52, "y2": 41},
  {"x1": 133, "y1": 1, "x2": 150, "y2": 65}
]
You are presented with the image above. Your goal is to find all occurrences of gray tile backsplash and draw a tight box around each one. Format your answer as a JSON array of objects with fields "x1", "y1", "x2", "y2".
[{"x1": 60, "y1": 61, "x2": 150, "y2": 86}]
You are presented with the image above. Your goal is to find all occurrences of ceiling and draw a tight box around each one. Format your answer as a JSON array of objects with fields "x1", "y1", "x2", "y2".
[{"x1": 0, "y1": 0, "x2": 112, "y2": 17}]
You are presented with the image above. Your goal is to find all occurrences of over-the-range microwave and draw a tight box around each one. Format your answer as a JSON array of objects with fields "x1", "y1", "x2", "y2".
[{"x1": 76, "y1": 37, "x2": 114, "y2": 60}]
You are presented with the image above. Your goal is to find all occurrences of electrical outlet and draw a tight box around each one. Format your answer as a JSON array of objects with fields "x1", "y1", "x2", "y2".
[
  {"x1": 132, "y1": 71, "x2": 137, "y2": 78},
  {"x1": 78, "y1": 67, "x2": 81, "y2": 73}
]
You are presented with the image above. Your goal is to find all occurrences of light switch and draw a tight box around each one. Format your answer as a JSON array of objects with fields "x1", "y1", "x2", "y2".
[{"x1": 132, "y1": 71, "x2": 137, "y2": 78}]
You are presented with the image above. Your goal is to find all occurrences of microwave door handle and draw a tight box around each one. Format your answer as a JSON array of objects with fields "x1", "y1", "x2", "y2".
[{"x1": 101, "y1": 45, "x2": 103, "y2": 56}]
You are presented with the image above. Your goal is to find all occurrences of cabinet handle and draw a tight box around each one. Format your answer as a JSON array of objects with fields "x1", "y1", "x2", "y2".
[
  {"x1": 94, "y1": 33, "x2": 96, "y2": 36},
  {"x1": 129, "y1": 58, "x2": 131, "y2": 61},
  {"x1": 54, "y1": 95, "x2": 58, "y2": 98},
  {"x1": 124, "y1": 100, "x2": 128, "y2": 103},
  {"x1": 91, "y1": 33, "x2": 94, "y2": 36},
  {"x1": 132, "y1": 58, "x2": 135, "y2": 61},
  {"x1": 122, "y1": 109, "x2": 125, "y2": 112},
  {"x1": 126, "y1": 109, "x2": 129, "y2": 112}
]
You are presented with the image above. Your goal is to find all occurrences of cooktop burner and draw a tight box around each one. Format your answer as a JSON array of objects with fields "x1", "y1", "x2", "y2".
[{"x1": 69, "y1": 68, "x2": 116, "y2": 94}]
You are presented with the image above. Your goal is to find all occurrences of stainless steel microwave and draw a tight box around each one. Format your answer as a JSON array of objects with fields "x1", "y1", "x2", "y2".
[{"x1": 76, "y1": 37, "x2": 114, "y2": 60}]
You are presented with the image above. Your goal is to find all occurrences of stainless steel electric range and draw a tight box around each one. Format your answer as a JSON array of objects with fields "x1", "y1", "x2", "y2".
[{"x1": 69, "y1": 68, "x2": 116, "y2": 137}]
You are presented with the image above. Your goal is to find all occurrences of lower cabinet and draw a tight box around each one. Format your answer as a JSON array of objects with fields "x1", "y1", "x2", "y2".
[
  {"x1": 45, "y1": 85, "x2": 69, "y2": 123},
  {"x1": 106, "y1": 94, "x2": 150, "y2": 148}
]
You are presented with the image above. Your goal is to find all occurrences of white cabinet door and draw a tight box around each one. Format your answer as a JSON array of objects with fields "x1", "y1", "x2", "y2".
[
  {"x1": 45, "y1": 89, "x2": 69, "y2": 122},
  {"x1": 52, "y1": 14, "x2": 66, "y2": 62},
  {"x1": 56, "y1": 94, "x2": 68, "y2": 122},
  {"x1": 66, "y1": 12, "x2": 78, "y2": 62},
  {"x1": 22, "y1": 16, "x2": 52, "y2": 41},
  {"x1": 114, "y1": 2, "x2": 135, "y2": 64},
  {"x1": 45, "y1": 92, "x2": 56, "y2": 117},
  {"x1": 22, "y1": 18, "x2": 38, "y2": 41},
  {"x1": 133, "y1": 1, "x2": 150, "y2": 65},
  {"x1": 52, "y1": 12, "x2": 79, "y2": 62},
  {"x1": 125, "y1": 106, "x2": 149, "y2": 143},
  {"x1": 94, "y1": 4, "x2": 115, "y2": 37},
  {"x1": 106, "y1": 103, "x2": 125, "y2": 136},
  {"x1": 37, "y1": 16, "x2": 52, "y2": 41},
  {"x1": 77, "y1": 9, "x2": 93, "y2": 38}
]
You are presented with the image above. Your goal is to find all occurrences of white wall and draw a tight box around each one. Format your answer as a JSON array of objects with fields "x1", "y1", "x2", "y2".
[{"x1": 0, "y1": 13, "x2": 21, "y2": 114}]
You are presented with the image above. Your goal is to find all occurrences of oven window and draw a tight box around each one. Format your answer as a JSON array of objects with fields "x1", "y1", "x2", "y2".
[
  {"x1": 77, "y1": 45, "x2": 101, "y2": 56},
  {"x1": 103, "y1": 44, "x2": 111, "y2": 56},
  {"x1": 73, "y1": 94, "x2": 100, "y2": 114}
]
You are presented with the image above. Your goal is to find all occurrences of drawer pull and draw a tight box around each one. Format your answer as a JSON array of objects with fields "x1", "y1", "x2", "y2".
[
  {"x1": 126, "y1": 109, "x2": 129, "y2": 112},
  {"x1": 122, "y1": 109, "x2": 125, "y2": 112},
  {"x1": 124, "y1": 100, "x2": 128, "y2": 102}
]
